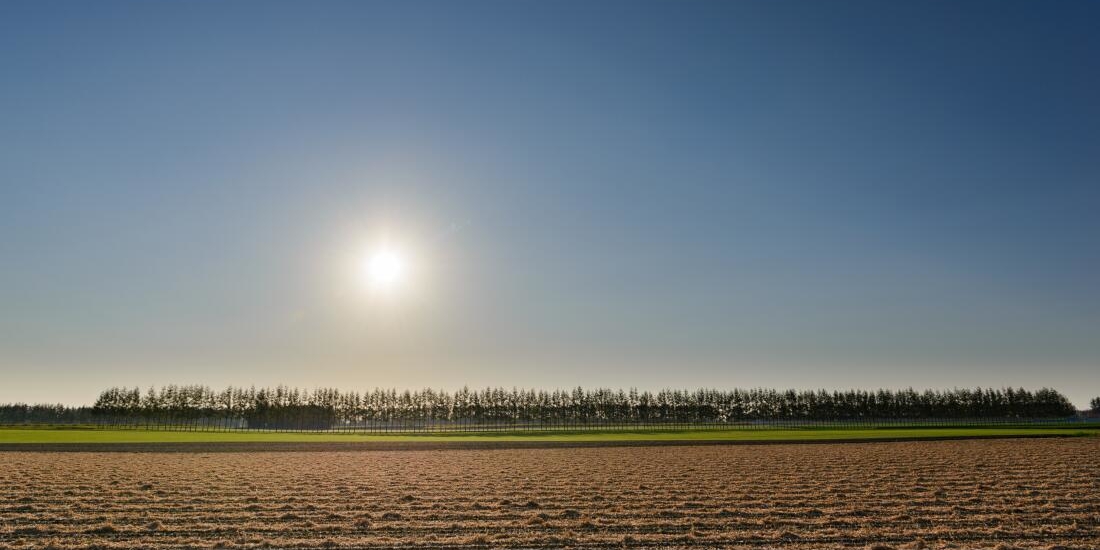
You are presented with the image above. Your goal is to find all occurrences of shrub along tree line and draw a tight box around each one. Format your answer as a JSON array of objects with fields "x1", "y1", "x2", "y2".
[
  {"x1": 0, "y1": 386, "x2": 1081, "y2": 430},
  {"x1": 0, "y1": 403, "x2": 96, "y2": 425}
]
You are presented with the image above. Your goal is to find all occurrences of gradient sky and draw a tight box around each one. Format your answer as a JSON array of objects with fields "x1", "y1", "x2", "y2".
[{"x1": 2, "y1": 1, "x2": 1098, "y2": 407}]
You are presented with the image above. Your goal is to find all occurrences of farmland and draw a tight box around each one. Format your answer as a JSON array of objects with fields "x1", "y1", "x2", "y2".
[
  {"x1": 1, "y1": 425, "x2": 1097, "y2": 445},
  {"x1": 2, "y1": 438, "x2": 1098, "y2": 549}
]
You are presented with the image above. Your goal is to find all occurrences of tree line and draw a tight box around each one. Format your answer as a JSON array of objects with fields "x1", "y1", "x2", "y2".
[
  {"x1": 0, "y1": 403, "x2": 96, "y2": 425},
  {"x1": 1, "y1": 385, "x2": 1081, "y2": 429}
]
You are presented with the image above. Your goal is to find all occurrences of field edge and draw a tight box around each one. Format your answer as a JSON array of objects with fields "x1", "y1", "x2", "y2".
[{"x1": 0, "y1": 425, "x2": 1096, "y2": 451}]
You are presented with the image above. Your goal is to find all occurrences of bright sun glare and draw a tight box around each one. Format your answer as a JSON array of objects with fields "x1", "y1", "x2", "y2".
[{"x1": 363, "y1": 248, "x2": 406, "y2": 291}]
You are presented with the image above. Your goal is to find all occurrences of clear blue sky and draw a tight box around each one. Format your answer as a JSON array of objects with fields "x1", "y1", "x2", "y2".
[{"x1": 2, "y1": 1, "x2": 1098, "y2": 407}]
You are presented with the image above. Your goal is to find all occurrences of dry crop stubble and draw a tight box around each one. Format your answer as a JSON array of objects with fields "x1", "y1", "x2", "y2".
[{"x1": 1, "y1": 439, "x2": 1097, "y2": 549}]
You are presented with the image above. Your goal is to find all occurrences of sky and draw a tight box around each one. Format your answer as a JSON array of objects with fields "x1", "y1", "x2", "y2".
[{"x1": 1, "y1": 1, "x2": 1098, "y2": 408}]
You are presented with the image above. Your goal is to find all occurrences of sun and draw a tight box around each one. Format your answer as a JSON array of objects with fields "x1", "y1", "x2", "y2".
[{"x1": 362, "y1": 247, "x2": 406, "y2": 291}]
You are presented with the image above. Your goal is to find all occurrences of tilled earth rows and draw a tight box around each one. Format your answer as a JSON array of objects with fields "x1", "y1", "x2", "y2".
[{"x1": 1, "y1": 439, "x2": 1097, "y2": 549}]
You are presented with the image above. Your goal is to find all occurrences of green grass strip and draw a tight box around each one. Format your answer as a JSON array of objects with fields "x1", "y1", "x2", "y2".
[{"x1": 0, "y1": 426, "x2": 1096, "y2": 444}]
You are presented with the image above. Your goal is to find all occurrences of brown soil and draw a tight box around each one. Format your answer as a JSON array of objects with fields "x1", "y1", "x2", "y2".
[{"x1": 1, "y1": 439, "x2": 1097, "y2": 549}]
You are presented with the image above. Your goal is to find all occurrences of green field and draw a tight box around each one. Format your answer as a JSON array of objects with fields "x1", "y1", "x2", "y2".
[{"x1": 0, "y1": 426, "x2": 1096, "y2": 444}]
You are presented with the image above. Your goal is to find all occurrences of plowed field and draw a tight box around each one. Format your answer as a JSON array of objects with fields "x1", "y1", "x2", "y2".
[{"x1": 2, "y1": 438, "x2": 1097, "y2": 549}]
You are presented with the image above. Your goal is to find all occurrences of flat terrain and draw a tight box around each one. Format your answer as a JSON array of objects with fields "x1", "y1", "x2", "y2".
[
  {"x1": 1, "y1": 426, "x2": 1096, "y2": 446},
  {"x1": 2, "y1": 439, "x2": 1097, "y2": 549}
]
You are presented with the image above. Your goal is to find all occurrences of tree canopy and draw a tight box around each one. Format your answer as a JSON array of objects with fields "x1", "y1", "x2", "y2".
[{"x1": 66, "y1": 385, "x2": 1079, "y2": 428}]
